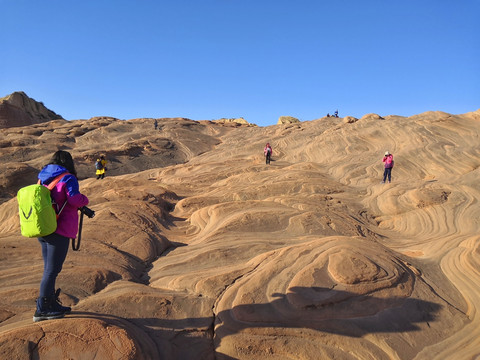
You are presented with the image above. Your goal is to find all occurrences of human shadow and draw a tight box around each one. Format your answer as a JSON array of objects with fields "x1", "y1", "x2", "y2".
[
  {"x1": 214, "y1": 287, "x2": 443, "y2": 339},
  {"x1": 65, "y1": 286, "x2": 446, "y2": 359}
]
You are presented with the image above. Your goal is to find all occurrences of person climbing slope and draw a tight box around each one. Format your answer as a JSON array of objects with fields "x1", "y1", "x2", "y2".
[
  {"x1": 382, "y1": 151, "x2": 394, "y2": 183},
  {"x1": 264, "y1": 143, "x2": 273, "y2": 165},
  {"x1": 95, "y1": 155, "x2": 107, "y2": 180}
]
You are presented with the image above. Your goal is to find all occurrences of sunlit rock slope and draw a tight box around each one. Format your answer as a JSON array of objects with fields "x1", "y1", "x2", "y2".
[{"x1": 0, "y1": 108, "x2": 479, "y2": 359}]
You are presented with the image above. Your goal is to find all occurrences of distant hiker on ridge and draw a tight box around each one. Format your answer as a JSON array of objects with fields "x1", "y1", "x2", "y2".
[
  {"x1": 382, "y1": 151, "x2": 394, "y2": 183},
  {"x1": 264, "y1": 143, "x2": 272, "y2": 165},
  {"x1": 154, "y1": 119, "x2": 158, "y2": 130},
  {"x1": 95, "y1": 155, "x2": 107, "y2": 180}
]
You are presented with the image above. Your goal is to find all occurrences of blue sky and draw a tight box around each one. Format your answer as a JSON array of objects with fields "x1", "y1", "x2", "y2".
[{"x1": 1, "y1": 0, "x2": 479, "y2": 126}]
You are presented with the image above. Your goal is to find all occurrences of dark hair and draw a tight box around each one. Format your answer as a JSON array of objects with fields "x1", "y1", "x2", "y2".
[{"x1": 48, "y1": 150, "x2": 77, "y2": 177}]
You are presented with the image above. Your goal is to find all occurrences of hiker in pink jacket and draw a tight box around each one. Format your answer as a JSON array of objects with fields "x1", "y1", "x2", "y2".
[
  {"x1": 264, "y1": 143, "x2": 272, "y2": 165},
  {"x1": 34, "y1": 150, "x2": 89, "y2": 322},
  {"x1": 382, "y1": 151, "x2": 394, "y2": 183}
]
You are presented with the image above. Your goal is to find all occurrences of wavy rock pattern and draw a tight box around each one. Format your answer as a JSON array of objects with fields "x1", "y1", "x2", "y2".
[
  {"x1": 214, "y1": 237, "x2": 466, "y2": 358},
  {"x1": 0, "y1": 109, "x2": 479, "y2": 359}
]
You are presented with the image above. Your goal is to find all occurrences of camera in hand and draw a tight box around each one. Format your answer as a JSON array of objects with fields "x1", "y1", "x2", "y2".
[{"x1": 80, "y1": 206, "x2": 95, "y2": 218}]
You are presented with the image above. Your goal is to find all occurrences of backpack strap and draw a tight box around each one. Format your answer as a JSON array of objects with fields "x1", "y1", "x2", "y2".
[
  {"x1": 37, "y1": 172, "x2": 70, "y2": 189},
  {"x1": 38, "y1": 172, "x2": 71, "y2": 216}
]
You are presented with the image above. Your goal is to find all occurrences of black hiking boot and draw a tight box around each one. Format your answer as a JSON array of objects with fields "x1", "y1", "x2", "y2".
[
  {"x1": 33, "y1": 296, "x2": 65, "y2": 322},
  {"x1": 52, "y1": 288, "x2": 71, "y2": 314}
]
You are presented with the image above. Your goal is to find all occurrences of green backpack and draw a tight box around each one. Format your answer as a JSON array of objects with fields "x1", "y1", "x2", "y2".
[{"x1": 17, "y1": 173, "x2": 68, "y2": 238}]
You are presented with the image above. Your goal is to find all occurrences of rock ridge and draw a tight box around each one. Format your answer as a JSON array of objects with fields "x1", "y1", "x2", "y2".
[{"x1": 0, "y1": 91, "x2": 63, "y2": 129}]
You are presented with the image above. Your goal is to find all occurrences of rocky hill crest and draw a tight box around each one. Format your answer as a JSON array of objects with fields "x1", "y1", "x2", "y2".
[{"x1": 0, "y1": 91, "x2": 63, "y2": 129}]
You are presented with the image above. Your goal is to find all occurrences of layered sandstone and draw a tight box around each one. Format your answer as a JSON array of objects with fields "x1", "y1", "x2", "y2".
[{"x1": 0, "y1": 106, "x2": 479, "y2": 359}]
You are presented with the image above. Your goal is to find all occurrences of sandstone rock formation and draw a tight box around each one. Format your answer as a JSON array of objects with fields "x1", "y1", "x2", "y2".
[
  {"x1": 0, "y1": 92, "x2": 64, "y2": 129},
  {"x1": 213, "y1": 117, "x2": 256, "y2": 127},
  {"x1": 278, "y1": 116, "x2": 300, "y2": 124},
  {"x1": 343, "y1": 116, "x2": 358, "y2": 123},
  {"x1": 360, "y1": 113, "x2": 384, "y2": 121},
  {"x1": 0, "y1": 106, "x2": 479, "y2": 359}
]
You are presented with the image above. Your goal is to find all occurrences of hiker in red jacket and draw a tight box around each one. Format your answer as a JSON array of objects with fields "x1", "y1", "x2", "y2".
[
  {"x1": 264, "y1": 143, "x2": 272, "y2": 165},
  {"x1": 382, "y1": 151, "x2": 394, "y2": 183}
]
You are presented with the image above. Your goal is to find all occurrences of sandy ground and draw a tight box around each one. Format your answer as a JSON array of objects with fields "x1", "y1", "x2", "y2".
[{"x1": 0, "y1": 111, "x2": 479, "y2": 359}]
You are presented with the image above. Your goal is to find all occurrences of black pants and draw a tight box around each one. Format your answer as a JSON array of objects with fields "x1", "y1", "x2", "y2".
[{"x1": 266, "y1": 153, "x2": 271, "y2": 164}]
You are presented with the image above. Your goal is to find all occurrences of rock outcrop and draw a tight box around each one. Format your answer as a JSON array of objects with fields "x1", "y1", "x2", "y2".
[
  {"x1": 343, "y1": 116, "x2": 358, "y2": 123},
  {"x1": 0, "y1": 91, "x2": 64, "y2": 129},
  {"x1": 278, "y1": 116, "x2": 300, "y2": 124},
  {"x1": 359, "y1": 113, "x2": 384, "y2": 121},
  {"x1": 213, "y1": 117, "x2": 256, "y2": 127}
]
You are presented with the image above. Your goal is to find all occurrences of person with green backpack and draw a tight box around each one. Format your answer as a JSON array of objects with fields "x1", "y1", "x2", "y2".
[{"x1": 32, "y1": 151, "x2": 89, "y2": 322}]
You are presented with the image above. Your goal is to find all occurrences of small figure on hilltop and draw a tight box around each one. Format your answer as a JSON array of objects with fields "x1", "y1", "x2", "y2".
[
  {"x1": 34, "y1": 150, "x2": 89, "y2": 322},
  {"x1": 382, "y1": 151, "x2": 394, "y2": 183},
  {"x1": 154, "y1": 119, "x2": 158, "y2": 130},
  {"x1": 95, "y1": 155, "x2": 107, "y2": 180},
  {"x1": 264, "y1": 143, "x2": 273, "y2": 165},
  {"x1": 334, "y1": 110, "x2": 339, "y2": 118}
]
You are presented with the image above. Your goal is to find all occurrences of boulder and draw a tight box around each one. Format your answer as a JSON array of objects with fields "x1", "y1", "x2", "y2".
[
  {"x1": 213, "y1": 117, "x2": 256, "y2": 127},
  {"x1": 343, "y1": 116, "x2": 358, "y2": 124},
  {"x1": 359, "y1": 113, "x2": 384, "y2": 121},
  {"x1": 278, "y1": 116, "x2": 300, "y2": 125}
]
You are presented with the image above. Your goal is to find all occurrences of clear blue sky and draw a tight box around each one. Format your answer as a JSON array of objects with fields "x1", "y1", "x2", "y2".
[{"x1": 1, "y1": 0, "x2": 479, "y2": 126}]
